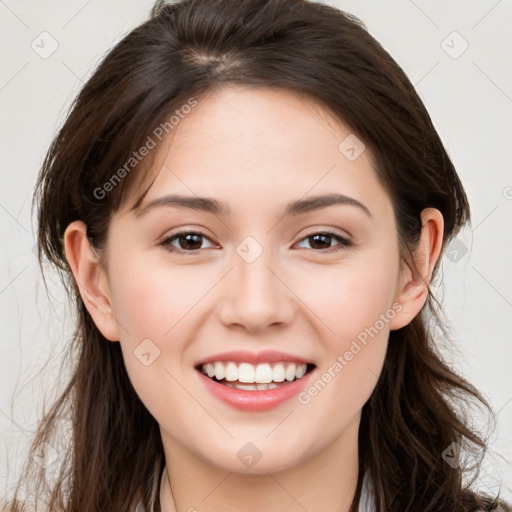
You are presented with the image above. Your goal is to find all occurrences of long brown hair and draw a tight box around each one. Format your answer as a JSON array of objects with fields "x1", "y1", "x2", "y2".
[{"x1": 4, "y1": 0, "x2": 510, "y2": 510}]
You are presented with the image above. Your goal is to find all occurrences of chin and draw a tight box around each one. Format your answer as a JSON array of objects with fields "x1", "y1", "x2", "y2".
[{"x1": 201, "y1": 441, "x2": 310, "y2": 475}]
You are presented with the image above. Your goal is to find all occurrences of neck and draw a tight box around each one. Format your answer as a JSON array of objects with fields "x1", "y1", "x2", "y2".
[{"x1": 160, "y1": 415, "x2": 361, "y2": 512}]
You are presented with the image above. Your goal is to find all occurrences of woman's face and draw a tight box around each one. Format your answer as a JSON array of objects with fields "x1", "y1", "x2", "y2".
[{"x1": 71, "y1": 86, "x2": 431, "y2": 474}]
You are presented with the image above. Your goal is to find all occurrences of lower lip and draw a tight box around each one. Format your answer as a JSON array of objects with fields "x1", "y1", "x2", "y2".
[{"x1": 196, "y1": 369, "x2": 315, "y2": 412}]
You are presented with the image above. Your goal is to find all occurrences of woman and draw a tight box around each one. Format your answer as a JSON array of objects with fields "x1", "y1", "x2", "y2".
[{"x1": 4, "y1": 0, "x2": 510, "y2": 510}]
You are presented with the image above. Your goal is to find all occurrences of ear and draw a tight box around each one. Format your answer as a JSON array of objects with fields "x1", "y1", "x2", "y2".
[
  {"x1": 390, "y1": 208, "x2": 444, "y2": 330},
  {"x1": 63, "y1": 220, "x2": 120, "y2": 342}
]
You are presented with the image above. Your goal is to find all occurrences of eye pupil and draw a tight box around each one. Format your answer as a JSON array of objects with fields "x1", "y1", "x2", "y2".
[
  {"x1": 179, "y1": 233, "x2": 202, "y2": 250},
  {"x1": 309, "y1": 234, "x2": 331, "y2": 249}
]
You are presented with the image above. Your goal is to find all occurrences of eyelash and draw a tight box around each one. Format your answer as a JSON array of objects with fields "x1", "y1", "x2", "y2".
[{"x1": 159, "y1": 229, "x2": 353, "y2": 254}]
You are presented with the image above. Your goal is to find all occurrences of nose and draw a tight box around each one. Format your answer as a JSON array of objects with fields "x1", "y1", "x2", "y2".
[{"x1": 216, "y1": 245, "x2": 295, "y2": 333}]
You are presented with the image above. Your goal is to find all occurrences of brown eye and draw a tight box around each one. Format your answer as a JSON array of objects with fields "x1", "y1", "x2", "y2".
[
  {"x1": 159, "y1": 230, "x2": 352, "y2": 255},
  {"x1": 296, "y1": 231, "x2": 352, "y2": 253},
  {"x1": 160, "y1": 231, "x2": 215, "y2": 253}
]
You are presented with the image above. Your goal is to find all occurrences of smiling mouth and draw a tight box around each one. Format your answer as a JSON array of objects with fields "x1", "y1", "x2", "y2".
[{"x1": 196, "y1": 361, "x2": 316, "y2": 391}]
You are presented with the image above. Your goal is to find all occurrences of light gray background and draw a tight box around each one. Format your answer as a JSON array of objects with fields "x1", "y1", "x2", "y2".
[{"x1": 1, "y1": 0, "x2": 511, "y2": 503}]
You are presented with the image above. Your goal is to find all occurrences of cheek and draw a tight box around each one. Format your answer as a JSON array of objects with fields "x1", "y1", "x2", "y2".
[
  {"x1": 288, "y1": 249, "x2": 397, "y2": 412},
  {"x1": 108, "y1": 253, "x2": 198, "y2": 341},
  {"x1": 107, "y1": 258, "x2": 194, "y2": 421},
  {"x1": 291, "y1": 315, "x2": 388, "y2": 461},
  {"x1": 107, "y1": 255, "x2": 211, "y2": 389},
  {"x1": 293, "y1": 254, "x2": 399, "y2": 346}
]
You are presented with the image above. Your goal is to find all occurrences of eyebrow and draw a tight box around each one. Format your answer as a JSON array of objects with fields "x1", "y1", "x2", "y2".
[{"x1": 133, "y1": 193, "x2": 372, "y2": 218}]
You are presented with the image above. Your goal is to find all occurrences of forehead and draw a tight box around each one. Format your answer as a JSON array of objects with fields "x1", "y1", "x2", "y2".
[
  {"x1": 163, "y1": 85, "x2": 360, "y2": 172},
  {"x1": 120, "y1": 86, "x2": 392, "y2": 223}
]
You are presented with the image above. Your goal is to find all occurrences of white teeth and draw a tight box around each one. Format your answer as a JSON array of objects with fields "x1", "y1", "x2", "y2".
[
  {"x1": 238, "y1": 363, "x2": 255, "y2": 383},
  {"x1": 285, "y1": 364, "x2": 296, "y2": 382},
  {"x1": 232, "y1": 382, "x2": 258, "y2": 391},
  {"x1": 295, "y1": 364, "x2": 307, "y2": 379},
  {"x1": 205, "y1": 363, "x2": 215, "y2": 378},
  {"x1": 214, "y1": 361, "x2": 225, "y2": 380},
  {"x1": 225, "y1": 362, "x2": 238, "y2": 382},
  {"x1": 272, "y1": 364, "x2": 285, "y2": 382},
  {"x1": 226, "y1": 382, "x2": 282, "y2": 391},
  {"x1": 255, "y1": 363, "x2": 273, "y2": 383},
  {"x1": 200, "y1": 361, "x2": 310, "y2": 384}
]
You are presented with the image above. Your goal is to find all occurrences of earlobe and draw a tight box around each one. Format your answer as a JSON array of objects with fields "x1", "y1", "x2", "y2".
[
  {"x1": 390, "y1": 208, "x2": 444, "y2": 330},
  {"x1": 63, "y1": 221, "x2": 120, "y2": 342}
]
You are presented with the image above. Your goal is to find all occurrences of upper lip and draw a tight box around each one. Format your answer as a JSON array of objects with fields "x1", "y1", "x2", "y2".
[{"x1": 195, "y1": 350, "x2": 315, "y2": 367}]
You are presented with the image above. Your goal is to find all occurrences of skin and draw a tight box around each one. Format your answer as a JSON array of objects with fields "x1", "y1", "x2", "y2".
[{"x1": 64, "y1": 86, "x2": 444, "y2": 512}]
